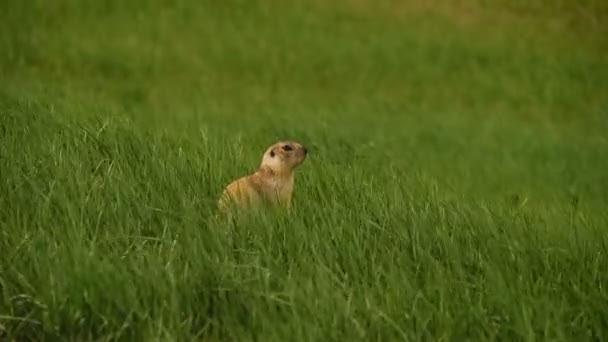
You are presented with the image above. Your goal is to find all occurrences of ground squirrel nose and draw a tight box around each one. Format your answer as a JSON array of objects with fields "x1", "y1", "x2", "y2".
[{"x1": 303, "y1": 146, "x2": 308, "y2": 155}]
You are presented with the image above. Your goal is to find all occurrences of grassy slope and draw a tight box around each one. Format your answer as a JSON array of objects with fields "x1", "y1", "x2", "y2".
[{"x1": 1, "y1": 0, "x2": 607, "y2": 340}]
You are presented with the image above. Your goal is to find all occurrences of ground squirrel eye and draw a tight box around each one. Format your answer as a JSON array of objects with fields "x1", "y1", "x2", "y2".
[{"x1": 282, "y1": 145, "x2": 293, "y2": 151}]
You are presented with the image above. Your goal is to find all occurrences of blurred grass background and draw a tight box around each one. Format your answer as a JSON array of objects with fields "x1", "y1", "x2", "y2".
[
  {"x1": 1, "y1": 0, "x2": 607, "y2": 340},
  {"x1": 2, "y1": 0, "x2": 607, "y2": 201}
]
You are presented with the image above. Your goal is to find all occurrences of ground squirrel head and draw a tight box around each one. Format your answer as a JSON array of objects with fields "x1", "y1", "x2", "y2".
[{"x1": 260, "y1": 140, "x2": 308, "y2": 175}]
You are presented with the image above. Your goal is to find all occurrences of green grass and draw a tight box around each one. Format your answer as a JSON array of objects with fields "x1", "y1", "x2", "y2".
[{"x1": 1, "y1": 0, "x2": 608, "y2": 340}]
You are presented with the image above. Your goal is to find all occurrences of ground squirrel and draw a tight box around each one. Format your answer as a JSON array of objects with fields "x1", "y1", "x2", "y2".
[{"x1": 217, "y1": 140, "x2": 308, "y2": 216}]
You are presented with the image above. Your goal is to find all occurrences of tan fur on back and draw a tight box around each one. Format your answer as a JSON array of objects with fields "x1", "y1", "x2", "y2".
[{"x1": 217, "y1": 140, "x2": 308, "y2": 217}]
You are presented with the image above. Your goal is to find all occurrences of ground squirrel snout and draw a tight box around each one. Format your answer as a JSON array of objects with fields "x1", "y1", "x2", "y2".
[{"x1": 217, "y1": 140, "x2": 308, "y2": 215}]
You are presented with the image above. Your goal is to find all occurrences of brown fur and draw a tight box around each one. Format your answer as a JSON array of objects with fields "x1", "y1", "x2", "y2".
[{"x1": 217, "y1": 140, "x2": 308, "y2": 216}]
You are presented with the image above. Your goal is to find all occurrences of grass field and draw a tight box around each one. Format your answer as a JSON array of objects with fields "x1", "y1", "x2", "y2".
[{"x1": 1, "y1": 0, "x2": 608, "y2": 340}]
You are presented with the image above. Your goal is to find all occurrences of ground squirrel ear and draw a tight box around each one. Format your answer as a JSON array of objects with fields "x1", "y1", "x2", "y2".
[{"x1": 270, "y1": 149, "x2": 276, "y2": 157}]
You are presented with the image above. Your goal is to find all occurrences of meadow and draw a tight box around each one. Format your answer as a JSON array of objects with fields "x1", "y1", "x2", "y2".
[{"x1": 1, "y1": 0, "x2": 608, "y2": 340}]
